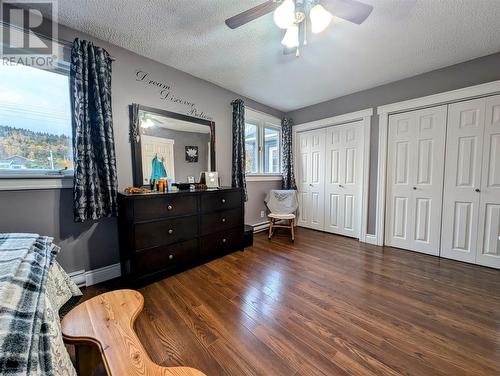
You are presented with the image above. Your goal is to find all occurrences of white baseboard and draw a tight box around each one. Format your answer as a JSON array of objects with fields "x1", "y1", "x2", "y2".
[
  {"x1": 86, "y1": 263, "x2": 121, "y2": 286},
  {"x1": 252, "y1": 221, "x2": 270, "y2": 233},
  {"x1": 68, "y1": 269, "x2": 86, "y2": 288},
  {"x1": 69, "y1": 263, "x2": 121, "y2": 287},
  {"x1": 362, "y1": 234, "x2": 378, "y2": 245}
]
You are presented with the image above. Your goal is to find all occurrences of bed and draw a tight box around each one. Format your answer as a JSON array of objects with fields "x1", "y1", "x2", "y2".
[{"x1": 0, "y1": 233, "x2": 82, "y2": 376}]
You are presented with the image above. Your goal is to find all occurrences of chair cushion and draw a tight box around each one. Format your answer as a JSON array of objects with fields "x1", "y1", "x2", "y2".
[{"x1": 268, "y1": 213, "x2": 295, "y2": 220}]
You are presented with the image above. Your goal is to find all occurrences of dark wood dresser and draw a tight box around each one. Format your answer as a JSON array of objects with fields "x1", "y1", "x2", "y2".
[{"x1": 118, "y1": 187, "x2": 244, "y2": 284}]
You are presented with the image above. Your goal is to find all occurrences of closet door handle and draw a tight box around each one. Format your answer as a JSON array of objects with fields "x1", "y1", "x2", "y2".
[
  {"x1": 475, "y1": 188, "x2": 481, "y2": 193},
  {"x1": 339, "y1": 184, "x2": 344, "y2": 188},
  {"x1": 412, "y1": 187, "x2": 417, "y2": 190},
  {"x1": 309, "y1": 184, "x2": 313, "y2": 187}
]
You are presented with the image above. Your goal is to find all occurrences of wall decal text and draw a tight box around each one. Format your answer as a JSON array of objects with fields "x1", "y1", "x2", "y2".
[{"x1": 135, "y1": 70, "x2": 213, "y2": 121}]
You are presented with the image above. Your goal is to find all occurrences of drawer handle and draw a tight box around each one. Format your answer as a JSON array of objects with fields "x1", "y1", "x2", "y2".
[
  {"x1": 169, "y1": 254, "x2": 173, "y2": 260},
  {"x1": 221, "y1": 218, "x2": 226, "y2": 223},
  {"x1": 168, "y1": 229, "x2": 173, "y2": 235},
  {"x1": 167, "y1": 205, "x2": 173, "y2": 211},
  {"x1": 222, "y1": 238, "x2": 227, "y2": 243},
  {"x1": 221, "y1": 199, "x2": 226, "y2": 204}
]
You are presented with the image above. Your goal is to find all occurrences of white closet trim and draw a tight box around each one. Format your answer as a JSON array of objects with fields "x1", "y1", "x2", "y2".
[
  {"x1": 378, "y1": 80, "x2": 500, "y2": 115},
  {"x1": 293, "y1": 108, "x2": 373, "y2": 132},
  {"x1": 293, "y1": 108, "x2": 373, "y2": 243},
  {"x1": 375, "y1": 79, "x2": 500, "y2": 246}
]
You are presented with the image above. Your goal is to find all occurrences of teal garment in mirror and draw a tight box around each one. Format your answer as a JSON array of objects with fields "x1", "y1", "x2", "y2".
[{"x1": 150, "y1": 154, "x2": 167, "y2": 182}]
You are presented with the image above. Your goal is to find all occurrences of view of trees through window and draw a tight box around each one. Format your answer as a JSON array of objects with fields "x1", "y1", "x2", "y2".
[
  {"x1": 245, "y1": 122, "x2": 258, "y2": 173},
  {"x1": 0, "y1": 63, "x2": 72, "y2": 173},
  {"x1": 244, "y1": 113, "x2": 281, "y2": 174}
]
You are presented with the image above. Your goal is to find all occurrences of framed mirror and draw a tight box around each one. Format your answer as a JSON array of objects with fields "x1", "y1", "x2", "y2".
[{"x1": 129, "y1": 104, "x2": 215, "y2": 187}]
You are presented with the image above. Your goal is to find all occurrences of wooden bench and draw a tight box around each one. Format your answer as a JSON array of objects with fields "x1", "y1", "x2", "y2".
[{"x1": 62, "y1": 289, "x2": 206, "y2": 376}]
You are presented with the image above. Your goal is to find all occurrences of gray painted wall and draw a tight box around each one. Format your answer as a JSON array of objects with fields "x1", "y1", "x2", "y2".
[
  {"x1": 286, "y1": 52, "x2": 500, "y2": 234},
  {"x1": 246, "y1": 180, "x2": 281, "y2": 225},
  {"x1": 0, "y1": 23, "x2": 283, "y2": 273},
  {"x1": 0, "y1": 189, "x2": 118, "y2": 273}
]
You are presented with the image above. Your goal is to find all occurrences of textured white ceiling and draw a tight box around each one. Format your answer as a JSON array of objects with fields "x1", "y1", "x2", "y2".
[{"x1": 53, "y1": 0, "x2": 500, "y2": 111}]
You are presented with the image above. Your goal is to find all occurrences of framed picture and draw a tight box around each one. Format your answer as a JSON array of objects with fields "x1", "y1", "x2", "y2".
[
  {"x1": 185, "y1": 146, "x2": 198, "y2": 162},
  {"x1": 200, "y1": 171, "x2": 219, "y2": 188}
]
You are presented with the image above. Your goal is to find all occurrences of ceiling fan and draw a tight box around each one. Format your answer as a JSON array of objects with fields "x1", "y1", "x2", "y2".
[{"x1": 225, "y1": 0, "x2": 373, "y2": 56}]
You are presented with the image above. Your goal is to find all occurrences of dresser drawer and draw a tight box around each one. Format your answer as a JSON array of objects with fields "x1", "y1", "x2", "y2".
[
  {"x1": 200, "y1": 228, "x2": 243, "y2": 258},
  {"x1": 133, "y1": 195, "x2": 197, "y2": 221},
  {"x1": 134, "y1": 215, "x2": 198, "y2": 250},
  {"x1": 201, "y1": 190, "x2": 241, "y2": 213},
  {"x1": 200, "y1": 208, "x2": 242, "y2": 235},
  {"x1": 133, "y1": 239, "x2": 198, "y2": 277}
]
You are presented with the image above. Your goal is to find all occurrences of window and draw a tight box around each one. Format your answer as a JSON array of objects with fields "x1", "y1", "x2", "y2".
[
  {"x1": 244, "y1": 108, "x2": 281, "y2": 175},
  {"x1": 264, "y1": 127, "x2": 280, "y2": 173},
  {"x1": 0, "y1": 61, "x2": 72, "y2": 177},
  {"x1": 245, "y1": 122, "x2": 258, "y2": 174}
]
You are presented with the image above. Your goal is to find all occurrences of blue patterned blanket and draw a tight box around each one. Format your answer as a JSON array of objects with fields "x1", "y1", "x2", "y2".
[{"x1": 0, "y1": 233, "x2": 58, "y2": 375}]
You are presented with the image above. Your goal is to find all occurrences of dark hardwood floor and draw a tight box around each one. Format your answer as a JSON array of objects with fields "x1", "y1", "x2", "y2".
[{"x1": 82, "y1": 228, "x2": 500, "y2": 376}]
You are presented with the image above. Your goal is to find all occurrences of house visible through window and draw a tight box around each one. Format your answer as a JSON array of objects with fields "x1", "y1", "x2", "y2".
[
  {"x1": 245, "y1": 109, "x2": 281, "y2": 175},
  {"x1": 0, "y1": 63, "x2": 72, "y2": 176}
]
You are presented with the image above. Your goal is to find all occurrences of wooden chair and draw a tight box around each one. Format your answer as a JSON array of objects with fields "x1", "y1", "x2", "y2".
[
  {"x1": 268, "y1": 213, "x2": 295, "y2": 241},
  {"x1": 61, "y1": 289, "x2": 206, "y2": 376}
]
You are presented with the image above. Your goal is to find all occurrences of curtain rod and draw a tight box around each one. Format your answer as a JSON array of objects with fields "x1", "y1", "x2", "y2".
[
  {"x1": 0, "y1": 21, "x2": 116, "y2": 61},
  {"x1": 54, "y1": 35, "x2": 117, "y2": 62}
]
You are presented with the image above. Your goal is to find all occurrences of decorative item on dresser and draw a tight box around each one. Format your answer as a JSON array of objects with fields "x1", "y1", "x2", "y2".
[{"x1": 118, "y1": 187, "x2": 244, "y2": 284}]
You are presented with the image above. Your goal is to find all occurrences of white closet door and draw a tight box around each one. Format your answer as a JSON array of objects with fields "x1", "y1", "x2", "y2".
[
  {"x1": 324, "y1": 122, "x2": 363, "y2": 238},
  {"x1": 140, "y1": 135, "x2": 175, "y2": 185},
  {"x1": 385, "y1": 106, "x2": 447, "y2": 255},
  {"x1": 476, "y1": 95, "x2": 500, "y2": 268},
  {"x1": 441, "y1": 99, "x2": 485, "y2": 263},
  {"x1": 386, "y1": 112, "x2": 414, "y2": 250},
  {"x1": 296, "y1": 129, "x2": 325, "y2": 230}
]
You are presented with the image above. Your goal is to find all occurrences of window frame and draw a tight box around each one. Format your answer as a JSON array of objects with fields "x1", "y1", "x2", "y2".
[
  {"x1": 244, "y1": 108, "x2": 282, "y2": 179},
  {"x1": 0, "y1": 27, "x2": 73, "y2": 187}
]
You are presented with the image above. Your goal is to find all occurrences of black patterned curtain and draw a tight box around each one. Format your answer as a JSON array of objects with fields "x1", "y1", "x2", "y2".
[
  {"x1": 70, "y1": 38, "x2": 118, "y2": 222},
  {"x1": 231, "y1": 99, "x2": 247, "y2": 201},
  {"x1": 129, "y1": 103, "x2": 140, "y2": 143},
  {"x1": 281, "y1": 117, "x2": 297, "y2": 190}
]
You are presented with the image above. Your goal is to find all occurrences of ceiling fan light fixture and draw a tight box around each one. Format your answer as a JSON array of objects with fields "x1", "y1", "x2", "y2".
[
  {"x1": 310, "y1": 3, "x2": 332, "y2": 34},
  {"x1": 281, "y1": 24, "x2": 299, "y2": 48},
  {"x1": 273, "y1": 0, "x2": 296, "y2": 29}
]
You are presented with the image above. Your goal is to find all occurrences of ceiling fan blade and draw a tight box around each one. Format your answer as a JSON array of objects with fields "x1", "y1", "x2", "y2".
[
  {"x1": 225, "y1": 1, "x2": 280, "y2": 29},
  {"x1": 322, "y1": 0, "x2": 374, "y2": 25}
]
